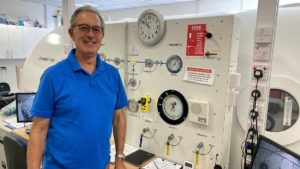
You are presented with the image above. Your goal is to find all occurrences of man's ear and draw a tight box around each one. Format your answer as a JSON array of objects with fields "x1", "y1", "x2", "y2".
[{"x1": 68, "y1": 28, "x2": 75, "y2": 41}]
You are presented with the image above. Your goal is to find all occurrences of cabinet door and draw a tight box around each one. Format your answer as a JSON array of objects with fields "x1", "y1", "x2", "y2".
[
  {"x1": 36, "y1": 28, "x2": 50, "y2": 43},
  {"x1": 7, "y1": 25, "x2": 24, "y2": 58},
  {"x1": 23, "y1": 27, "x2": 37, "y2": 58},
  {"x1": 0, "y1": 25, "x2": 9, "y2": 59}
]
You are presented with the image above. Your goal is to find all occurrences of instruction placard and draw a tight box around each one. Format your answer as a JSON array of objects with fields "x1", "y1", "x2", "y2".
[
  {"x1": 183, "y1": 66, "x2": 215, "y2": 85},
  {"x1": 186, "y1": 24, "x2": 206, "y2": 56}
]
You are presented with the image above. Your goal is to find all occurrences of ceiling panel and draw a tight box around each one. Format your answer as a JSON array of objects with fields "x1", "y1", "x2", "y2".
[{"x1": 21, "y1": 0, "x2": 196, "y2": 11}]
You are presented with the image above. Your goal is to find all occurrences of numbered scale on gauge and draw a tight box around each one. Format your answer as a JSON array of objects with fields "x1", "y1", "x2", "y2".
[
  {"x1": 166, "y1": 55, "x2": 183, "y2": 74},
  {"x1": 157, "y1": 90, "x2": 188, "y2": 125}
]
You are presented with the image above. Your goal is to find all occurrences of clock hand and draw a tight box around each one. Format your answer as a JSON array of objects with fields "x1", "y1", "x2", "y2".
[{"x1": 142, "y1": 20, "x2": 150, "y2": 29}]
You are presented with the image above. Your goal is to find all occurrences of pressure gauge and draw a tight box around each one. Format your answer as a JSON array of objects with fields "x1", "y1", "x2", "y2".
[
  {"x1": 137, "y1": 9, "x2": 166, "y2": 46},
  {"x1": 157, "y1": 90, "x2": 188, "y2": 125},
  {"x1": 166, "y1": 55, "x2": 183, "y2": 74},
  {"x1": 128, "y1": 99, "x2": 139, "y2": 113}
]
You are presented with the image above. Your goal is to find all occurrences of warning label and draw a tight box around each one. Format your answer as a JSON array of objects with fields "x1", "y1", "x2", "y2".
[
  {"x1": 183, "y1": 66, "x2": 215, "y2": 85},
  {"x1": 186, "y1": 24, "x2": 206, "y2": 56}
]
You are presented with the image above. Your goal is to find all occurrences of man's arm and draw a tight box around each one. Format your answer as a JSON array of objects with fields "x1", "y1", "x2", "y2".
[
  {"x1": 27, "y1": 117, "x2": 50, "y2": 169},
  {"x1": 113, "y1": 108, "x2": 126, "y2": 169}
]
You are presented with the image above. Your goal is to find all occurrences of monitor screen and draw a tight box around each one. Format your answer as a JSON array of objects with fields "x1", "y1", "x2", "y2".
[
  {"x1": 251, "y1": 135, "x2": 300, "y2": 169},
  {"x1": 16, "y1": 93, "x2": 35, "y2": 123}
]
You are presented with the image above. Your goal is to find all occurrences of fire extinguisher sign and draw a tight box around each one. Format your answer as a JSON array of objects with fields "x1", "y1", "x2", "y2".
[{"x1": 186, "y1": 24, "x2": 206, "y2": 57}]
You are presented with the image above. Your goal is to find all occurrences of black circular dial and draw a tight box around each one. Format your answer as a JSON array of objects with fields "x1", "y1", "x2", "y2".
[{"x1": 157, "y1": 89, "x2": 188, "y2": 125}]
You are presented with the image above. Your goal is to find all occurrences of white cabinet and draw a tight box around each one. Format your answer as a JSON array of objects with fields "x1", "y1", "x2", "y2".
[
  {"x1": 36, "y1": 28, "x2": 49, "y2": 42},
  {"x1": 0, "y1": 25, "x2": 50, "y2": 59},
  {"x1": 22, "y1": 27, "x2": 37, "y2": 58},
  {"x1": 0, "y1": 24, "x2": 10, "y2": 59},
  {"x1": 7, "y1": 25, "x2": 23, "y2": 59},
  {"x1": 23, "y1": 27, "x2": 50, "y2": 58},
  {"x1": 0, "y1": 25, "x2": 23, "y2": 59}
]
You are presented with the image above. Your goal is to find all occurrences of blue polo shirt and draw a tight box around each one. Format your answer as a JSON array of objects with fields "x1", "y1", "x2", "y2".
[{"x1": 31, "y1": 49, "x2": 128, "y2": 169}]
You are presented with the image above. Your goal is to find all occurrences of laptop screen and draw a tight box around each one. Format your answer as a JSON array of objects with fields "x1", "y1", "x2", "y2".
[
  {"x1": 250, "y1": 135, "x2": 300, "y2": 169},
  {"x1": 16, "y1": 93, "x2": 36, "y2": 123}
]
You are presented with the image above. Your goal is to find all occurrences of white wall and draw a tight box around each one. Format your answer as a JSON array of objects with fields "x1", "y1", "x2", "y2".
[
  {"x1": 0, "y1": 59, "x2": 25, "y2": 92},
  {"x1": 102, "y1": 0, "x2": 242, "y2": 21}
]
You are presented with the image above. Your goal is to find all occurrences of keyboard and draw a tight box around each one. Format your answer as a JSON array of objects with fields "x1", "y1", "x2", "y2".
[{"x1": 3, "y1": 117, "x2": 31, "y2": 129}]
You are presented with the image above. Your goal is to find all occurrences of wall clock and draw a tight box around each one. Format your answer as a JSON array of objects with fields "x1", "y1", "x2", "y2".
[{"x1": 137, "y1": 9, "x2": 166, "y2": 46}]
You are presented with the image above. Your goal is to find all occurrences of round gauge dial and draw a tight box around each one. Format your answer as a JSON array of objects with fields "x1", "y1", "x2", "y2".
[
  {"x1": 157, "y1": 90, "x2": 188, "y2": 125},
  {"x1": 137, "y1": 9, "x2": 166, "y2": 46},
  {"x1": 166, "y1": 55, "x2": 183, "y2": 74},
  {"x1": 128, "y1": 99, "x2": 139, "y2": 112}
]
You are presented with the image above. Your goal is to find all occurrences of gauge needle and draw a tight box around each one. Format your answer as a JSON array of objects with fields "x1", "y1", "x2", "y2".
[{"x1": 171, "y1": 102, "x2": 176, "y2": 111}]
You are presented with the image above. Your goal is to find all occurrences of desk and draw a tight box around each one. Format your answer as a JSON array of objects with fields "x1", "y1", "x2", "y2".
[
  {"x1": 109, "y1": 162, "x2": 138, "y2": 169},
  {"x1": 11, "y1": 128, "x2": 28, "y2": 141},
  {"x1": 10, "y1": 128, "x2": 140, "y2": 169}
]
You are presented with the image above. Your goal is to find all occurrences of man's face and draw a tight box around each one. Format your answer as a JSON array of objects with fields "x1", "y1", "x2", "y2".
[{"x1": 69, "y1": 11, "x2": 103, "y2": 57}]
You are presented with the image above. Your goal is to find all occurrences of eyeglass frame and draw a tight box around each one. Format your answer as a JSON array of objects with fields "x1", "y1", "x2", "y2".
[{"x1": 72, "y1": 24, "x2": 104, "y2": 35}]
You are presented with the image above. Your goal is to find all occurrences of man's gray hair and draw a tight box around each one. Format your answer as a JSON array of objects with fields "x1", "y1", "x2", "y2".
[{"x1": 70, "y1": 5, "x2": 105, "y2": 32}]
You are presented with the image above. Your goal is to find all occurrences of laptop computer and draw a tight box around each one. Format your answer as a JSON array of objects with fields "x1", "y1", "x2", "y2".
[{"x1": 250, "y1": 135, "x2": 300, "y2": 169}]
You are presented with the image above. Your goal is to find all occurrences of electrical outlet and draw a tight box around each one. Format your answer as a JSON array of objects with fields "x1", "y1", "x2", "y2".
[
  {"x1": 252, "y1": 64, "x2": 269, "y2": 81},
  {"x1": 250, "y1": 84, "x2": 268, "y2": 100}
]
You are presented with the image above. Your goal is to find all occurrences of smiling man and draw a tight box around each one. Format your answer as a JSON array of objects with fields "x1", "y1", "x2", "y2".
[{"x1": 27, "y1": 5, "x2": 128, "y2": 169}]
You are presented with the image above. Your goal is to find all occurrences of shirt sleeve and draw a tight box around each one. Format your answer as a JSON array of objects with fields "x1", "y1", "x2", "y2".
[
  {"x1": 31, "y1": 71, "x2": 55, "y2": 118},
  {"x1": 114, "y1": 70, "x2": 128, "y2": 110}
]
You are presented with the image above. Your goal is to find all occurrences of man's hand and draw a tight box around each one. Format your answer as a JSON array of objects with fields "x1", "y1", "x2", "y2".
[{"x1": 114, "y1": 158, "x2": 127, "y2": 169}]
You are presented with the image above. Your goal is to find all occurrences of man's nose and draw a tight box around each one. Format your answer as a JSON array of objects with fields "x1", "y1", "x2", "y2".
[{"x1": 87, "y1": 28, "x2": 95, "y2": 36}]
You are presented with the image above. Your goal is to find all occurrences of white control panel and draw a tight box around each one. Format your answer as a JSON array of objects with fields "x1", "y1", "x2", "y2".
[{"x1": 103, "y1": 14, "x2": 239, "y2": 169}]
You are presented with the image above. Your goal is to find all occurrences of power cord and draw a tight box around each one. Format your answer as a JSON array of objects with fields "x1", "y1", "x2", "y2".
[{"x1": 241, "y1": 69, "x2": 263, "y2": 169}]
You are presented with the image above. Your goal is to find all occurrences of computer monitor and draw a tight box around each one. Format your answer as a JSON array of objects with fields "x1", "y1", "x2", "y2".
[
  {"x1": 250, "y1": 135, "x2": 300, "y2": 169},
  {"x1": 16, "y1": 93, "x2": 35, "y2": 123}
]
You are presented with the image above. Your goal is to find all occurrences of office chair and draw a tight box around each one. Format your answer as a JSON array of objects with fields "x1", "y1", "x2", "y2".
[{"x1": 3, "y1": 134, "x2": 27, "y2": 169}]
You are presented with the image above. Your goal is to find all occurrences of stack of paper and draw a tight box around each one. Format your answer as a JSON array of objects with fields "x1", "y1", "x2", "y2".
[{"x1": 142, "y1": 158, "x2": 183, "y2": 169}]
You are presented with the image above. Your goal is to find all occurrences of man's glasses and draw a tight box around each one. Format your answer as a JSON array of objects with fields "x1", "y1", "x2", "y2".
[{"x1": 73, "y1": 24, "x2": 104, "y2": 35}]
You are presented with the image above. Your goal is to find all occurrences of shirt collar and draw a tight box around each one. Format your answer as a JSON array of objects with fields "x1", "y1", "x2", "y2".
[{"x1": 67, "y1": 49, "x2": 106, "y2": 74}]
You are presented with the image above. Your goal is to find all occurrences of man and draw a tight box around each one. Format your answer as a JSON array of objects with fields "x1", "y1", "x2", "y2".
[{"x1": 27, "y1": 5, "x2": 128, "y2": 169}]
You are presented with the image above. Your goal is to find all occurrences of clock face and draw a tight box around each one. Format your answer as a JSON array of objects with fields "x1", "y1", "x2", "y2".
[
  {"x1": 137, "y1": 9, "x2": 166, "y2": 46},
  {"x1": 157, "y1": 90, "x2": 188, "y2": 125}
]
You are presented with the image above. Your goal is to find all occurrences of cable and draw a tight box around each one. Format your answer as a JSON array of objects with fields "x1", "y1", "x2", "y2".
[{"x1": 241, "y1": 69, "x2": 263, "y2": 169}]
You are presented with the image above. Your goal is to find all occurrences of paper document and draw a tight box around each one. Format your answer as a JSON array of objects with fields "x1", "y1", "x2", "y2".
[{"x1": 142, "y1": 158, "x2": 182, "y2": 169}]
